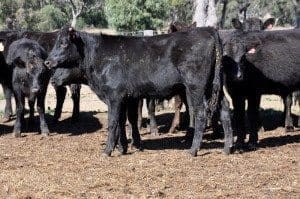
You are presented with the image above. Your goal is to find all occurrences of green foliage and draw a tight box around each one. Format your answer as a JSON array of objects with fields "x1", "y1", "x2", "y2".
[
  {"x1": 35, "y1": 5, "x2": 68, "y2": 31},
  {"x1": 105, "y1": 0, "x2": 170, "y2": 31},
  {"x1": 82, "y1": 7, "x2": 108, "y2": 28},
  {"x1": 75, "y1": 17, "x2": 86, "y2": 29},
  {"x1": 0, "y1": 0, "x2": 297, "y2": 31},
  {"x1": 168, "y1": 0, "x2": 193, "y2": 24},
  {"x1": 217, "y1": 0, "x2": 296, "y2": 28}
]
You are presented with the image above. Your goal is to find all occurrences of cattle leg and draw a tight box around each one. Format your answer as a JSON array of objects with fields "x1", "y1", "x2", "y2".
[
  {"x1": 186, "y1": 93, "x2": 194, "y2": 128},
  {"x1": 219, "y1": 95, "x2": 234, "y2": 154},
  {"x1": 188, "y1": 92, "x2": 206, "y2": 157},
  {"x1": 284, "y1": 94, "x2": 294, "y2": 132},
  {"x1": 137, "y1": 99, "x2": 143, "y2": 130},
  {"x1": 13, "y1": 93, "x2": 25, "y2": 138},
  {"x1": 117, "y1": 102, "x2": 128, "y2": 155},
  {"x1": 127, "y1": 98, "x2": 142, "y2": 150},
  {"x1": 37, "y1": 94, "x2": 49, "y2": 137},
  {"x1": 2, "y1": 84, "x2": 13, "y2": 122},
  {"x1": 28, "y1": 99, "x2": 35, "y2": 125},
  {"x1": 168, "y1": 95, "x2": 183, "y2": 134},
  {"x1": 53, "y1": 86, "x2": 67, "y2": 123},
  {"x1": 232, "y1": 96, "x2": 246, "y2": 149},
  {"x1": 247, "y1": 94, "x2": 261, "y2": 150},
  {"x1": 70, "y1": 84, "x2": 81, "y2": 123},
  {"x1": 146, "y1": 98, "x2": 158, "y2": 135},
  {"x1": 103, "y1": 100, "x2": 123, "y2": 156}
]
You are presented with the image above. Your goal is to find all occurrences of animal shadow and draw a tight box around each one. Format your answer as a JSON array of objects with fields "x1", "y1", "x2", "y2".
[{"x1": 50, "y1": 111, "x2": 102, "y2": 135}]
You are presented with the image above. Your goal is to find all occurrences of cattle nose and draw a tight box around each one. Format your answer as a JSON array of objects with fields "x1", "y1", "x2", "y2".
[
  {"x1": 31, "y1": 88, "x2": 39, "y2": 94},
  {"x1": 236, "y1": 70, "x2": 242, "y2": 80},
  {"x1": 44, "y1": 60, "x2": 51, "y2": 68}
]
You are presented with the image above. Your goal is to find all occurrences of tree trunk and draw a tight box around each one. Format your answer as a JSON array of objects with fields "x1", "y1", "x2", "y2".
[
  {"x1": 71, "y1": 11, "x2": 77, "y2": 28},
  {"x1": 193, "y1": 0, "x2": 217, "y2": 27},
  {"x1": 219, "y1": 0, "x2": 228, "y2": 29}
]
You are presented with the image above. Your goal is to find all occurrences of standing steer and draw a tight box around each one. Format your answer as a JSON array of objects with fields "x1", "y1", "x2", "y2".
[
  {"x1": 0, "y1": 30, "x2": 81, "y2": 123},
  {"x1": 6, "y1": 38, "x2": 50, "y2": 137},
  {"x1": 223, "y1": 22, "x2": 300, "y2": 150},
  {"x1": 45, "y1": 26, "x2": 233, "y2": 157}
]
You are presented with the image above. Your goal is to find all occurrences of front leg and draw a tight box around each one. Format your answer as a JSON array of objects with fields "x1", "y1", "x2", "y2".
[
  {"x1": 219, "y1": 94, "x2": 234, "y2": 154},
  {"x1": 53, "y1": 85, "x2": 67, "y2": 123},
  {"x1": 189, "y1": 97, "x2": 207, "y2": 156},
  {"x1": 127, "y1": 98, "x2": 142, "y2": 150},
  {"x1": 13, "y1": 92, "x2": 25, "y2": 138},
  {"x1": 28, "y1": 99, "x2": 35, "y2": 125},
  {"x1": 232, "y1": 95, "x2": 246, "y2": 149},
  {"x1": 284, "y1": 94, "x2": 294, "y2": 132},
  {"x1": 2, "y1": 84, "x2": 13, "y2": 122},
  {"x1": 247, "y1": 94, "x2": 261, "y2": 150},
  {"x1": 168, "y1": 95, "x2": 183, "y2": 134},
  {"x1": 146, "y1": 98, "x2": 158, "y2": 135},
  {"x1": 117, "y1": 102, "x2": 128, "y2": 155},
  {"x1": 37, "y1": 94, "x2": 49, "y2": 137},
  {"x1": 70, "y1": 84, "x2": 81, "y2": 123},
  {"x1": 103, "y1": 99, "x2": 123, "y2": 156}
]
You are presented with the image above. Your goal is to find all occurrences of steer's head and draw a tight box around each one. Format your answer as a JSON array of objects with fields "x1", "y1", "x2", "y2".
[
  {"x1": 223, "y1": 18, "x2": 265, "y2": 81},
  {"x1": 45, "y1": 26, "x2": 84, "y2": 68},
  {"x1": 7, "y1": 38, "x2": 49, "y2": 95}
]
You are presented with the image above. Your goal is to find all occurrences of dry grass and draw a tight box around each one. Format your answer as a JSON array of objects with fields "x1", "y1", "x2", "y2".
[{"x1": 0, "y1": 87, "x2": 299, "y2": 198}]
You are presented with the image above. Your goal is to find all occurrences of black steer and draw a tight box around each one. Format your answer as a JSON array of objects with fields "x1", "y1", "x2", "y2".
[
  {"x1": 223, "y1": 20, "x2": 300, "y2": 150},
  {"x1": 6, "y1": 38, "x2": 50, "y2": 137},
  {"x1": 0, "y1": 30, "x2": 81, "y2": 123},
  {"x1": 45, "y1": 26, "x2": 233, "y2": 157}
]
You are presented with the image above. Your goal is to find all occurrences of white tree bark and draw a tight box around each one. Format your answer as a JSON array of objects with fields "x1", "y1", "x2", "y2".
[
  {"x1": 69, "y1": 0, "x2": 85, "y2": 28},
  {"x1": 193, "y1": 0, "x2": 217, "y2": 27}
]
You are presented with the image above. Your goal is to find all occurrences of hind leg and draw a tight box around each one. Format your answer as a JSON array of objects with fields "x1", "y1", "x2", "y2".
[
  {"x1": 70, "y1": 84, "x2": 81, "y2": 123},
  {"x1": 2, "y1": 84, "x2": 13, "y2": 122},
  {"x1": 284, "y1": 94, "x2": 294, "y2": 132}
]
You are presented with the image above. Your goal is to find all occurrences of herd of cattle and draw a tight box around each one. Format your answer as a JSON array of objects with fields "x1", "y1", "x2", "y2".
[{"x1": 0, "y1": 17, "x2": 299, "y2": 157}]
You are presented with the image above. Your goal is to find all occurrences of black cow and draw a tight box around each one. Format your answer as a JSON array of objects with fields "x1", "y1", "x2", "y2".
[
  {"x1": 0, "y1": 30, "x2": 81, "y2": 123},
  {"x1": 45, "y1": 26, "x2": 233, "y2": 157},
  {"x1": 6, "y1": 38, "x2": 50, "y2": 137},
  {"x1": 223, "y1": 19, "x2": 300, "y2": 150}
]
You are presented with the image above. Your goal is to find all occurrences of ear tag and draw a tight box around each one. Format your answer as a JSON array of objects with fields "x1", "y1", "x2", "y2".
[
  {"x1": 0, "y1": 42, "x2": 4, "y2": 52},
  {"x1": 247, "y1": 48, "x2": 256, "y2": 54}
]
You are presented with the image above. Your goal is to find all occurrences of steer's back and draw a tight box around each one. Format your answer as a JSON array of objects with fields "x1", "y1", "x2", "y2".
[{"x1": 95, "y1": 27, "x2": 218, "y2": 98}]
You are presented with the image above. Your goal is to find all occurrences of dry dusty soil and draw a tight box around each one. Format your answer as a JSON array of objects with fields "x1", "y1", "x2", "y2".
[{"x1": 0, "y1": 86, "x2": 299, "y2": 198}]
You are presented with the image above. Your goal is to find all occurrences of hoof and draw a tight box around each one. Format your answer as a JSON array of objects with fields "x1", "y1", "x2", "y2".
[
  {"x1": 118, "y1": 146, "x2": 128, "y2": 155},
  {"x1": 285, "y1": 126, "x2": 294, "y2": 133},
  {"x1": 247, "y1": 142, "x2": 258, "y2": 151},
  {"x1": 234, "y1": 142, "x2": 247, "y2": 152},
  {"x1": 41, "y1": 132, "x2": 49, "y2": 137},
  {"x1": 188, "y1": 148, "x2": 197, "y2": 157},
  {"x1": 131, "y1": 142, "x2": 143, "y2": 151},
  {"x1": 223, "y1": 146, "x2": 234, "y2": 155},
  {"x1": 101, "y1": 152, "x2": 111, "y2": 157},
  {"x1": 41, "y1": 128, "x2": 50, "y2": 136},
  {"x1": 14, "y1": 131, "x2": 21, "y2": 138}
]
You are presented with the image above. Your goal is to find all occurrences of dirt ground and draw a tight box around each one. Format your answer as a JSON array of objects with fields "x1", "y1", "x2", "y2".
[{"x1": 0, "y1": 86, "x2": 299, "y2": 198}]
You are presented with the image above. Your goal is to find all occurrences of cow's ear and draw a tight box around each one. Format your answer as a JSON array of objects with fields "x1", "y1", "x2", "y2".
[
  {"x1": 232, "y1": 18, "x2": 243, "y2": 30},
  {"x1": 169, "y1": 23, "x2": 178, "y2": 33},
  {"x1": 191, "y1": 21, "x2": 197, "y2": 28},
  {"x1": 262, "y1": 18, "x2": 275, "y2": 30}
]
